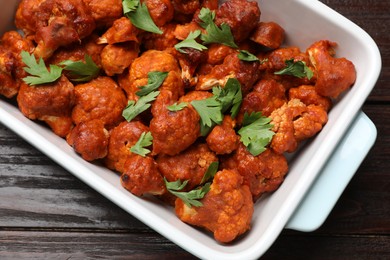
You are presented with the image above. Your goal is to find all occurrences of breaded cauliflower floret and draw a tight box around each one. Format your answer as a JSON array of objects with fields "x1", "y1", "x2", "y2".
[
  {"x1": 307, "y1": 40, "x2": 356, "y2": 98},
  {"x1": 215, "y1": 0, "x2": 260, "y2": 43},
  {"x1": 237, "y1": 79, "x2": 287, "y2": 124},
  {"x1": 221, "y1": 144, "x2": 288, "y2": 199},
  {"x1": 206, "y1": 115, "x2": 240, "y2": 155},
  {"x1": 157, "y1": 143, "x2": 218, "y2": 190},
  {"x1": 269, "y1": 98, "x2": 328, "y2": 154},
  {"x1": 15, "y1": 0, "x2": 96, "y2": 59},
  {"x1": 289, "y1": 85, "x2": 332, "y2": 112},
  {"x1": 17, "y1": 75, "x2": 75, "y2": 137},
  {"x1": 150, "y1": 100, "x2": 200, "y2": 156},
  {"x1": 196, "y1": 53, "x2": 260, "y2": 95},
  {"x1": 66, "y1": 119, "x2": 109, "y2": 161},
  {"x1": 0, "y1": 31, "x2": 35, "y2": 98},
  {"x1": 124, "y1": 50, "x2": 184, "y2": 102},
  {"x1": 175, "y1": 169, "x2": 253, "y2": 243},
  {"x1": 105, "y1": 120, "x2": 149, "y2": 173},
  {"x1": 121, "y1": 155, "x2": 166, "y2": 196},
  {"x1": 72, "y1": 76, "x2": 127, "y2": 129}
]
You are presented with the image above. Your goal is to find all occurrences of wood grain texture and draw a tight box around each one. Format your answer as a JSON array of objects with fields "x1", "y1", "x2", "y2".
[{"x1": 0, "y1": 0, "x2": 389, "y2": 259}]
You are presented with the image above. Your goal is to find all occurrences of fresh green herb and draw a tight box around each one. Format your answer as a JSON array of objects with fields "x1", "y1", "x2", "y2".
[
  {"x1": 167, "y1": 102, "x2": 188, "y2": 112},
  {"x1": 238, "y1": 112, "x2": 275, "y2": 156},
  {"x1": 198, "y1": 7, "x2": 216, "y2": 29},
  {"x1": 191, "y1": 96, "x2": 223, "y2": 136},
  {"x1": 122, "y1": 91, "x2": 160, "y2": 122},
  {"x1": 122, "y1": 0, "x2": 138, "y2": 13},
  {"x1": 59, "y1": 54, "x2": 100, "y2": 82},
  {"x1": 238, "y1": 50, "x2": 260, "y2": 62},
  {"x1": 21, "y1": 51, "x2": 63, "y2": 85},
  {"x1": 136, "y1": 71, "x2": 168, "y2": 96},
  {"x1": 122, "y1": 0, "x2": 163, "y2": 34},
  {"x1": 174, "y1": 30, "x2": 208, "y2": 54},
  {"x1": 130, "y1": 131, "x2": 153, "y2": 156},
  {"x1": 198, "y1": 8, "x2": 238, "y2": 48},
  {"x1": 200, "y1": 161, "x2": 219, "y2": 184},
  {"x1": 164, "y1": 178, "x2": 211, "y2": 208},
  {"x1": 212, "y1": 78, "x2": 242, "y2": 119},
  {"x1": 274, "y1": 59, "x2": 314, "y2": 79}
]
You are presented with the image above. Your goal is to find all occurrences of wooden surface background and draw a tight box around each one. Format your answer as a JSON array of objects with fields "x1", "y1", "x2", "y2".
[{"x1": 1, "y1": 0, "x2": 389, "y2": 259}]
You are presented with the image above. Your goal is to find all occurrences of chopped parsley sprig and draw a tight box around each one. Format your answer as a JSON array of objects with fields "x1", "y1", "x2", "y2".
[
  {"x1": 130, "y1": 131, "x2": 153, "y2": 157},
  {"x1": 136, "y1": 71, "x2": 168, "y2": 96},
  {"x1": 164, "y1": 162, "x2": 218, "y2": 208},
  {"x1": 122, "y1": 91, "x2": 160, "y2": 122},
  {"x1": 21, "y1": 51, "x2": 63, "y2": 85},
  {"x1": 198, "y1": 8, "x2": 238, "y2": 48},
  {"x1": 123, "y1": 71, "x2": 168, "y2": 121},
  {"x1": 21, "y1": 51, "x2": 100, "y2": 85},
  {"x1": 274, "y1": 59, "x2": 314, "y2": 79},
  {"x1": 190, "y1": 78, "x2": 243, "y2": 136},
  {"x1": 174, "y1": 30, "x2": 208, "y2": 54},
  {"x1": 122, "y1": 0, "x2": 163, "y2": 34},
  {"x1": 59, "y1": 54, "x2": 100, "y2": 82},
  {"x1": 238, "y1": 112, "x2": 275, "y2": 156}
]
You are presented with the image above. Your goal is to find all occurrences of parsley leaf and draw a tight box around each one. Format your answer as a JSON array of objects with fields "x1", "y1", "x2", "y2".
[
  {"x1": 174, "y1": 30, "x2": 208, "y2": 54},
  {"x1": 274, "y1": 59, "x2": 314, "y2": 80},
  {"x1": 191, "y1": 96, "x2": 223, "y2": 136},
  {"x1": 21, "y1": 51, "x2": 63, "y2": 85},
  {"x1": 212, "y1": 78, "x2": 242, "y2": 119},
  {"x1": 198, "y1": 8, "x2": 238, "y2": 48},
  {"x1": 200, "y1": 161, "x2": 219, "y2": 184},
  {"x1": 198, "y1": 7, "x2": 215, "y2": 29},
  {"x1": 136, "y1": 71, "x2": 168, "y2": 96},
  {"x1": 238, "y1": 50, "x2": 260, "y2": 62},
  {"x1": 130, "y1": 131, "x2": 153, "y2": 156},
  {"x1": 164, "y1": 178, "x2": 211, "y2": 208},
  {"x1": 238, "y1": 112, "x2": 275, "y2": 156},
  {"x1": 167, "y1": 102, "x2": 188, "y2": 112},
  {"x1": 123, "y1": 0, "x2": 163, "y2": 34},
  {"x1": 59, "y1": 54, "x2": 100, "y2": 82},
  {"x1": 122, "y1": 91, "x2": 160, "y2": 122}
]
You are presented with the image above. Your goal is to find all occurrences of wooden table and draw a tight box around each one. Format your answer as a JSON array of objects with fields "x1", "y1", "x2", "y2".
[{"x1": 1, "y1": 0, "x2": 389, "y2": 259}]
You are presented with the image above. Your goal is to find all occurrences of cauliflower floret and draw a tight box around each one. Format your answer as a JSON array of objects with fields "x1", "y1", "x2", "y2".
[
  {"x1": 17, "y1": 75, "x2": 75, "y2": 137},
  {"x1": 307, "y1": 40, "x2": 356, "y2": 98},
  {"x1": 101, "y1": 42, "x2": 139, "y2": 76},
  {"x1": 82, "y1": 0, "x2": 123, "y2": 28},
  {"x1": 175, "y1": 169, "x2": 253, "y2": 243},
  {"x1": 150, "y1": 100, "x2": 200, "y2": 156},
  {"x1": 237, "y1": 79, "x2": 287, "y2": 125},
  {"x1": 157, "y1": 143, "x2": 218, "y2": 190},
  {"x1": 15, "y1": 0, "x2": 96, "y2": 59},
  {"x1": 215, "y1": 0, "x2": 260, "y2": 43},
  {"x1": 66, "y1": 119, "x2": 109, "y2": 161},
  {"x1": 121, "y1": 155, "x2": 166, "y2": 196},
  {"x1": 105, "y1": 120, "x2": 149, "y2": 173},
  {"x1": 124, "y1": 50, "x2": 184, "y2": 102},
  {"x1": 221, "y1": 144, "x2": 288, "y2": 199},
  {"x1": 97, "y1": 17, "x2": 139, "y2": 45},
  {"x1": 269, "y1": 98, "x2": 328, "y2": 154},
  {"x1": 289, "y1": 85, "x2": 332, "y2": 112},
  {"x1": 0, "y1": 31, "x2": 35, "y2": 98},
  {"x1": 196, "y1": 53, "x2": 261, "y2": 95},
  {"x1": 206, "y1": 115, "x2": 240, "y2": 155},
  {"x1": 72, "y1": 76, "x2": 127, "y2": 129}
]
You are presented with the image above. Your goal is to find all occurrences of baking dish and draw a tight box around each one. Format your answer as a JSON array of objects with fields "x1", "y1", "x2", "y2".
[{"x1": 0, "y1": 0, "x2": 381, "y2": 259}]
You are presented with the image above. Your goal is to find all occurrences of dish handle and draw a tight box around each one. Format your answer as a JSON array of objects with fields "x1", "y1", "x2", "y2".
[{"x1": 285, "y1": 111, "x2": 377, "y2": 231}]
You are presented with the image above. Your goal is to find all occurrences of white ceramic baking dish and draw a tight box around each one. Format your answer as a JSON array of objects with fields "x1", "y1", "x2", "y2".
[{"x1": 0, "y1": 0, "x2": 381, "y2": 259}]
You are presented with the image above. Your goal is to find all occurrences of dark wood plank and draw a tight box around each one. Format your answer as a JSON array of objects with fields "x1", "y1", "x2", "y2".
[{"x1": 0, "y1": 231, "x2": 197, "y2": 260}]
